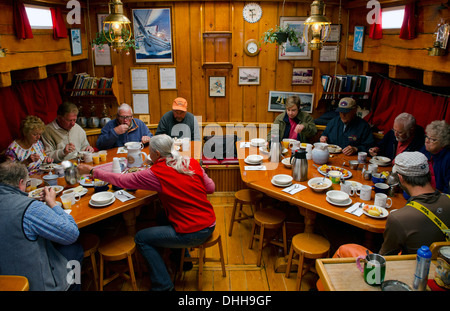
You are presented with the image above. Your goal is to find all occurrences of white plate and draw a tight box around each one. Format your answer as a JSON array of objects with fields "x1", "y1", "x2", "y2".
[
  {"x1": 28, "y1": 185, "x2": 64, "y2": 198},
  {"x1": 271, "y1": 179, "x2": 293, "y2": 188},
  {"x1": 63, "y1": 187, "x2": 88, "y2": 197},
  {"x1": 327, "y1": 144, "x2": 342, "y2": 154},
  {"x1": 326, "y1": 196, "x2": 353, "y2": 207},
  {"x1": 39, "y1": 164, "x2": 55, "y2": 172},
  {"x1": 79, "y1": 175, "x2": 96, "y2": 187},
  {"x1": 370, "y1": 158, "x2": 391, "y2": 166},
  {"x1": 89, "y1": 196, "x2": 115, "y2": 208},
  {"x1": 244, "y1": 158, "x2": 262, "y2": 165},
  {"x1": 259, "y1": 147, "x2": 269, "y2": 154},
  {"x1": 317, "y1": 165, "x2": 352, "y2": 179},
  {"x1": 362, "y1": 206, "x2": 389, "y2": 219}
]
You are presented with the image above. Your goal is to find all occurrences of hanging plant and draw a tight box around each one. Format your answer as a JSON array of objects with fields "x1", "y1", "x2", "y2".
[
  {"x1": 91, "y1": 29, "x2": 138, "y2": 55},
  {"x1": 260, "y1": 25, "x2": 303, "y2": 47}
]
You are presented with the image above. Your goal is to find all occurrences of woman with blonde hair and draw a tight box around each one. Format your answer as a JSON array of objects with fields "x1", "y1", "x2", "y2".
[
  {"x1": 78, "y1": 134, "x2": 216, "y2": 291},
  {"x1": 5, "y1": 115, "x2": 53, "y2": 174}
]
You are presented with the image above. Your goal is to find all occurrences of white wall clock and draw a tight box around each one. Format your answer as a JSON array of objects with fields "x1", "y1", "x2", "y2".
[
  {"x1": 244, "y1": 39, "x2": 260, "y2": 56},
  {"x1": 243, "y1": 3, "x2": 262, "y2": 24}
]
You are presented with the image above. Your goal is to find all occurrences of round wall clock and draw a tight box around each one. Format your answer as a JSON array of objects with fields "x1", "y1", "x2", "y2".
[
  {"x1": 244, "y1": 39, "x2": 260, "y2": 56},
  {"x1": 243, "y1": 3, "x2": 262, "y2": 24}
]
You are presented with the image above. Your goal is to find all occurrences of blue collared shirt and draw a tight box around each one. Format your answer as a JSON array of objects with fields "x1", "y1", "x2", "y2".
[{"x1": 22, "y1": 201, "x2": 79, "y2": 245}]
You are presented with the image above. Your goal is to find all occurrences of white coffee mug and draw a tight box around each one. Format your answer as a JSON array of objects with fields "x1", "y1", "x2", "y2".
[
  {"x1": 289, "y1": 140, "x2": 301, "y2": 151},
  {"x1": 368, "y1": 163, "x2": 378, "y2": 174},
  {"x1": 374, "y1": 193, "x2": 392, "y2": 208},
  {"x1": 340, "y1": 183, "x2": 355, "y2": 196},
  {"x1": 358, "y1": 185, "x2": 372, "y2": 201}
]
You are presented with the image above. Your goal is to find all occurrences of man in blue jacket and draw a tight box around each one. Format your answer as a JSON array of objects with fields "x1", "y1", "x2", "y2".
[
  {"x1": 96, "y1": 103, "x2": 153, "y2": 150},
  {"x1": 320, "y1": 97, "x2": 374, "y2": 155}
]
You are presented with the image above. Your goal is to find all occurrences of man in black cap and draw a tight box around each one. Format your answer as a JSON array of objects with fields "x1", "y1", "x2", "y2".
[{"x1": 320, "y1": 97, "x2": 374, "y2": 155}]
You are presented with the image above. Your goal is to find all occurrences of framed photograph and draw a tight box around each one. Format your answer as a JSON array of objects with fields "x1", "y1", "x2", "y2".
[
  {"x1": 209, "y1": 76, "x2": 226, "y2": 97},
  {"x1": 320, "y1": 45, "x2": 339, "y2": 62},
  {"x1": 278, "y1": 17, "x2": 311, "y2": 60},
  {"x1": 159, "y1": 67, "x2": 177, "y2": 90},
  {"x1": 292, "y1": 68, "x2": 314, "y2": 85},
  {"x1": 268, "y1": 91, "x2": 314, "y2": 113},
  {"x1": 238, "y1": 67, "x2": 261, "y2": 85},
  {"x1": 132, "y1": 8, "x2": 173, "y2": 63},
  {"x1": 327, "y1": 24, "x2": 342, "y2": 43},
  {"x1": 139, "y1": 115, "x2": 150, "y2": 126},
  {"x1": 353, "y1": 26, "x2": 365, "y2": 53},
  {"x1": 130, "y1": 68, "x2": 149, "y2": 91},
  {"x1": 70, "y1": 28, "x2": 82, "y2": 56}
]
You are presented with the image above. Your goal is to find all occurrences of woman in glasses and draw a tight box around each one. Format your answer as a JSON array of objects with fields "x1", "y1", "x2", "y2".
[
  {"x1": 421, "y1": 120, "x2": 450, "y2": 194},
  {"x1": 96, "y1": 103, "x2": 153, "y2": 150}
]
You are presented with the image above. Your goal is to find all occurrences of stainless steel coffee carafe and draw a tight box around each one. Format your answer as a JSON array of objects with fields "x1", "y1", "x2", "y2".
[
  {"x1": 61, "y1": 160, "x2": 79, "y2": 185},
  {"x1": 291, "y1": 149, "x2": 308, "y2": 181},
  {"x1": 269, "y1": 134, "x2": 281, "y2": 163}
]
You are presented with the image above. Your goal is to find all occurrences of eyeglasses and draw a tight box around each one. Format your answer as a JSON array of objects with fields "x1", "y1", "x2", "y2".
[
  {"x1": 117, "y1": 115, "x2": 132, "y2": 120},
  {"x1": 425, "y1": 135, "x2": 438, "y2": 143}
]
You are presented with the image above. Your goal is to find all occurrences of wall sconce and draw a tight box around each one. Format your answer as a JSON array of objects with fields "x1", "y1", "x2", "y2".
[
  {"x1": 102, "y1": 0, "x2": 132, "y2": 50},
  {"x1": 428, "y1": 22, "x2": 449, "y2": 56},
  {"x1": 303, "y1": 0, "x2": 332, "y2": 50}
]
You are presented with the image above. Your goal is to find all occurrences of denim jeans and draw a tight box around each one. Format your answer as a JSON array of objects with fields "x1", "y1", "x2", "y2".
[{"x1": 135, "y1": 224, "x2": 215, "y2": 291}]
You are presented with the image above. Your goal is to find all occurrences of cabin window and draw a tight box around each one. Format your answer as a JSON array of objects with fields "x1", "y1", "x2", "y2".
[
  {"x1": 25, "y1": 5, "x2": 53, "y2": 29},
  {"x1": 382, "y1": 6, "x2": 405, "y2": 29}
]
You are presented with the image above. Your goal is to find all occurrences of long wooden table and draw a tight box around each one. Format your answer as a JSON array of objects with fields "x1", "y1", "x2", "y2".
[
  {"x1": 315, "y1": 254, "x2": 437, "y2": 291},
  {"x1": 237, "y1": 143, "x2": 407, "y2": 242}
]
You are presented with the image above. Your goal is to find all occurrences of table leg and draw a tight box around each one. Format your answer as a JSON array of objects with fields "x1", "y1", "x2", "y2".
[
  {"x1": 122, "y1": 206, "x2": 142, "y2": 236},
  {"x1": 299, "y1": 208, "x2": 317, "y2": 233}
]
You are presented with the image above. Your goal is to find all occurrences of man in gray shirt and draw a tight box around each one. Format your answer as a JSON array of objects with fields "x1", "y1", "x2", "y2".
[{"x1": 155, "y1": 97, "x2": 201, "y2": 141}]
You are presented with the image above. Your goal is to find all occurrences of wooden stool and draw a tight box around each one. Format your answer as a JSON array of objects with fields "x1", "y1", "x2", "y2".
[
  {"x1": 0, "y1": 276, "x2": 29, "y2": 291},
  {"x1": 79, "y1": 233, "x2": 100, "y2": 291},
  {"x1": 285, "y1": 233, "x2": 330, "y2": 291},
  {"x1": 228, "y1": 189, "x2": 263, "y2": 236},
  {"x1": 180, "y1": 230, "x2": 226, "y2": 291},
  {"x1": 248, "y1": 208, "x2": 287, "y2": 266},
  {"x1": 98, "y1": 235, "x2": 138, "y2": 291}
]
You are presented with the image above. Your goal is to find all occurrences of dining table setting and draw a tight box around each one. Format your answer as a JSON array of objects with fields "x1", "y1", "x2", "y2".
[{"x1": 237, "y1": 139, "x2": 409, "y2": 249}]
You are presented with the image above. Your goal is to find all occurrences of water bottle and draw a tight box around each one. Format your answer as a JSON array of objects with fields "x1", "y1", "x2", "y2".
[{"x1": 413, "y1": 245, "x2": 432, "y2": 291}]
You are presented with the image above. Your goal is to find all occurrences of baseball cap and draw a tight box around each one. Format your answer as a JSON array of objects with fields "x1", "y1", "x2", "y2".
[
  {"x1": 336, "y1": 97, "x2": 357, "y2": 113},
  {"x1": 393, "y1": 152, "x2": 429, "y2": 176},
  {"x1": 172, "y1": 97, "x2": 187, "y2": 112}
]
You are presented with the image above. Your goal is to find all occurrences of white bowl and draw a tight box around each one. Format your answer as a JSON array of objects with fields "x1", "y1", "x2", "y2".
[
  {"x1": 246, "y1": 155, "x2": 263, "y2": 163},
  {"x1": 251, "y1": 138, "x2": 265, "y2": 146},
  {"x1": 272, "y1": 174, "x2": 293, "y2": 185},
  {"x1": 91, "y1": 192, "x2": 115, "y2": 204},
  {"x1": 281, "y1": 158, "x2": 292, "y2": 168},
  {"x1": 326, "y1": 190, "x2": 349, "y2": 203},
  {"x1": 308, "y1": 177, "x2": 332, "y2": 192}
]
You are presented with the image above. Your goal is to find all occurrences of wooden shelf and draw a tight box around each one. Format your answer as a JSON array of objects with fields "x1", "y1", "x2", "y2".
[{"x1": 202, "y1": 62, "x2": 233, "y2": 69}]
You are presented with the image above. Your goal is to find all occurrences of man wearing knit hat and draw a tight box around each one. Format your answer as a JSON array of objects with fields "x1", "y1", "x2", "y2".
[
  {"x1": 379, "y1": 151, "x2": 450, "y2": 255},
  {"x1": 320, "y1": 97, "x2": 374, "y2": 156},
  {"x1": 155, "y1": 97, "x2": 201, "y2": 141}
]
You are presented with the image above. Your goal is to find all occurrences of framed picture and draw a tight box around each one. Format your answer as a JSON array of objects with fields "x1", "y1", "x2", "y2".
[
  {"x1": 238, "y1": 67, "x2": 261, "y2": 85},
  {"x1": 278, "y1": 17, "x2": 311, "y2": 60},
  {"x1": 132, "y1": 8, "x2": 173, "y2": 63},
  {"x1": 353, "y1": 26, "x2": 365, "y2": 53},
  {"x1": 320, "y1": 45, "x2": 339, "y2": 62},
  {"x1": 209, "y1": 76, "x2": 226, "y2": 97},
  {"x1": 159, "y1": 67, "x2": 177, "y2": 90},
  {"x1": 268, "y1": 91, "x2": 314, "y2": 113},
  {"x1": 327, "y1": 24, "x2": 342, "y2": 43},
  {"x1": 139, "y1": 115, "x2": 150, "y2": 126},
  {"x1": 292, "y1": 68, "x2": 314, "y2": 85},
  {"x1": 70, "y1": 28, "x2": 82, "y2": 56},
  {"x1": 130, "y1": 68, "x2": 149, "y2": 91}
]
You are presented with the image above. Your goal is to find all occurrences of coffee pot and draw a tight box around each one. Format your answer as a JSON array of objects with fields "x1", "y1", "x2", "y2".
[
  {"x1": 125, "y1": 142, "x2": 148, "y2": 168},
  {"x1": 61, "y1": 160, "x2": 79, "y2": 185},
  {"x1": 290, "y1": 149, "x2": 308, "y2": 181},
  {"x1": 312, "y1": 143, "x2": 329, "y2": 165},
  {"x1": 386, "y1": 171, "x2": 400, "y2": 196},
  {"x1": 269, "y1": 134, "x2": 281, "y2": 163}
]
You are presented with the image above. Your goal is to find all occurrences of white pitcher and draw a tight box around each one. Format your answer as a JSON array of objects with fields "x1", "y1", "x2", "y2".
[{"x1": 125, "y1": 142, "x2": 147, "y2": 168}]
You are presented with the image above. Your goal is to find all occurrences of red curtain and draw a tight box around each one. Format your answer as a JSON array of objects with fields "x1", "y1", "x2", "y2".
[
  {"x1": 399, "y1": 2, "x2": 417, "y2": 40},
  {"x1": 50, "y1": 7, "x2": 68, "y2": 39},
  {"x1": 0, "y1": 76, "x2": 63, "y2": 151},
  {"x1": 365, "y1": 78, "x2": 450, "y2": 134},
  {"x1": 369, "y1": 10, "x2": 383, "y2": 40},
  {"x1": 13, "y1": 0, "x2": 33, "y2": 39}
]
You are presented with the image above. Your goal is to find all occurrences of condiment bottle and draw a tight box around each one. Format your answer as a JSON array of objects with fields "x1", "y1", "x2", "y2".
[{"x1": 413, "y1": 245, "x2": 432, "y2": 291}]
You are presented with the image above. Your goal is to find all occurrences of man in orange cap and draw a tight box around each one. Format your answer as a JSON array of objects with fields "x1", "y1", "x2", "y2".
[{"x1": 155, "y1": 97, "x2": 200, "y2": 141}]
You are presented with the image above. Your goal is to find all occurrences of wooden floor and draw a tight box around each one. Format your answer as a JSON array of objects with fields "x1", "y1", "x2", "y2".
[{"x1": 80, "y1": 192, "x2": 320, "y2": 291}]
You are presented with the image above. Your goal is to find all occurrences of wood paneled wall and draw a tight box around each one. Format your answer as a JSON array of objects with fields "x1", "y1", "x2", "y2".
[{"x1": 84, "y1": 1, "x2": 348, "y2": 124}]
